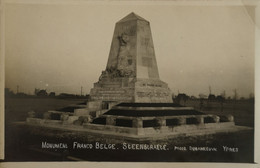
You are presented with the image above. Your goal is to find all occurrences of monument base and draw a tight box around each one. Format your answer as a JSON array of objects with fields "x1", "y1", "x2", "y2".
[
  {"x1": 24, "y1": 118, "x2": 250, "y2": 142},
  {"x1": 90, "y1": 77, "x2": 173, "y2": 103},
  {"x1": 25, "y1": 102, "x2": 243, "y2": 139},
  {"x1": 84, "y1": 103, "x2": 237, "y2": 137}
]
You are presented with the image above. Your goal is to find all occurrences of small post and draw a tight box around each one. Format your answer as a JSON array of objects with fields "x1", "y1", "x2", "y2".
[
  {"x1": 156, "y1": 117, "x2": 166, "y2": 127},
  {"x1": 106, "y1": 116, "x2": 116, "y2": 125},
  {"x1": 28, "y1": 111, "x2": 35, "y2": 118},
  {"x1": 133, "y1": 118, "x2": 143, "y2": 128},
  {"x1": 196, "y1": 116, "x2": 204, "y2": 124},
  {"x1": 178, "y1": 117, "x2": 186, "y2": 125},
  {"x1": 212, "y1": 116, "x2": 220, "y2": 123}
]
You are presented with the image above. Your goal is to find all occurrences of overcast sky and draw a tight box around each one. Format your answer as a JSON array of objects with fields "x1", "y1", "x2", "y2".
[{"x1": 5, "y1": 2, "x2": 255, "y2": 98}]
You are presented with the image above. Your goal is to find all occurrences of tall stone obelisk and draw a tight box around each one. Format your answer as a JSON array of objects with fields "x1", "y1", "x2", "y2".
[{"x1": 90, "y1": 12, "x2": 172, "y2": 103}]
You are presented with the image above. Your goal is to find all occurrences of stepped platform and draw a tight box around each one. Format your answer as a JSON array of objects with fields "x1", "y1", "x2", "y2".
[
  {"x1": 25, "y1": 102, "x2": 239, "y2": 140},
  {"x1": 26, "y1": 102, "x2": 238, "y2": 139},
  {"x1": 84, "y1": 103, "x2": 236, "y2": 137}
]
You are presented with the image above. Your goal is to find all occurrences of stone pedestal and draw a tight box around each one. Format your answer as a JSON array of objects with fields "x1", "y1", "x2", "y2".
[
  {"x1": 178, "y1": 118, "x2": 186, "y2": 125},
  {"x1": 196, "y1": 116, "x2": 204, "y2": 124},
  {"x1": 106, "y1": 117, "x2": 116, "y2": 126},
  {"x1": 213, "y1": 116, "x2": 220, "y2": 123},
  {"x1": 156, "y1": 118, "x2": 166, "y2": 127},
  {"x1": 133, "y1": 118, "x2": 143, "y2": 128}
]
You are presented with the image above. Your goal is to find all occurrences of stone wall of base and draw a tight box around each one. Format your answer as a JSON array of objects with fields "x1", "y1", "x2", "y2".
[
  {"x1": 84, "y1": 123, "x2": 138, "y2": 135},
  {"x1": 83, "y1": 122, "x2": 235, "y2": 136},
  {"x1": 26, "y1": 118, "x2": 62, "y2": 125}
]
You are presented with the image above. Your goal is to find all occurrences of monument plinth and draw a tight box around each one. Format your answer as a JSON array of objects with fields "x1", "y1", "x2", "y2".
[{"x1": 90, "y1": 12, "x2": 172, "y2": 103}]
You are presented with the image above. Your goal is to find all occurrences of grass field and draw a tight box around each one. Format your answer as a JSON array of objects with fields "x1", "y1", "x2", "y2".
[
  {"x1": 5, "y1": 97, "x2": 85, "y2": 124},
  {"x1": 179, "y1": 99, "x2": 254, "y2": 127}
]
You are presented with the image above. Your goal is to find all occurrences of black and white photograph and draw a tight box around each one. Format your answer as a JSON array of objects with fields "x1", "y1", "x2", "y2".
[{"x1": 0, "y1": 0, "x2": 259, "y2": 167}]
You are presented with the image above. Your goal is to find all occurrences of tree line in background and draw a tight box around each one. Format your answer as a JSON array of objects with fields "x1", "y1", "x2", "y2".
[
  {"x1": 4, "y1": 88, "x2": 90, "y2": 99},
  {"x1": 173, "y1": 92, "x2": 254, "y2": 105},
  {"x1": 173, "y1": 92, "x2": 254, "y2": 113}
]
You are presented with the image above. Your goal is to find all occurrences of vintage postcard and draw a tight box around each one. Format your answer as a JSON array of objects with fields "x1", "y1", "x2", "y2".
[{"x1": 0, "y1": 0, "x2": 259, "y2": 167}]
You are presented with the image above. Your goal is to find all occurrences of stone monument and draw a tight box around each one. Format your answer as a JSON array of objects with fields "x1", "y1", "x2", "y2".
[
  {"x1": 26, "y1": 12, "x2": 244, "y2": 140},
  {"x1": 90, "y1": 12, "x2": 172, "y2": 105},
  {"x1": 82, "y1": 13, "x2": 237, "y2": 137}
]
